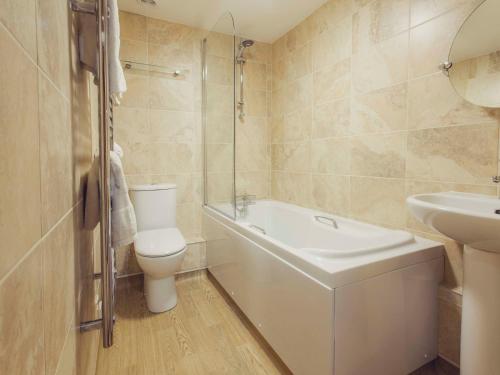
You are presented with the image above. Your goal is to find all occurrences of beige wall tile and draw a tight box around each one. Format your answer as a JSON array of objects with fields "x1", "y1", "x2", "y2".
[
  {"x1": 150, "y1": 143, "x2": 194, "y2": 175},
  {"x1": 351, "y1": 133, "x2": 407, "y2": 178},
  {"x1": 245, "y1": 89, "x2": 267, "y2": 117},
  {"x1": 287, "y1": 43, "x2": 312, "y2": 81},
  {"x1": 286, "y1": 75, "x2": 313, "y2": 114},
  {"x1": 120, "y1": 11, "x2": 147, "y2": 42},
  {"x1": 237, "y1": 142, "x2": 269, "y2": 172},
  {"x1": 285, "y1": 20, "x2": 312, "y2": 52},
  {"x1": 236, "y1": 171, "x2": 269, "y2": 198},
  {"x1": 148, "y1": 42, "x2": 194, "y2": 70},
  {"x1": 313, "y1": 58, "x2": 351, "y2": 105},
  {"x1": 42, "y1": 213, "x2": 76, "y2": 375},
  {"x1": 311, "y1": 138, "x2": 351, "y2": 175},
  {"x1": 311, "y1": 174, "x2": 350, "y2": 216},
  {"x1": 55, "y1": 327, "x2": 77, "y2": 375},
  {"x1": 150, "y1": 110, "x2": 195, "y2": 143},
  {"x1": 353, "y1": 0, "x2": 410, "y2": 53},
  {"x1": 406, "y1": 124, "x2": 499, "y2": 184},
  {"x1": 272, "y1": 142, "x2": 310, "y2": 172},
  {"x1": 0, "y1": 27, "x2": 41, "y2": 279},
  {"x1": 308, "y1": 0, "x2": 354, "y2": 37},
  {"x1": 37, "y1": 0, "x2": 70, "y2": 98},
  {"x1": 352, "y1": 32, "x2": 409, "y2": 94},
  {"x1": 120, "y1": 72, "x2": 149, "y2": 108},
  {"x1": 147, "y1": 17, "x2": 196, "y2": 50},
  {"x1": 114, "y1": 107, "x2": 150, "y2": 143},
  {"x1": 282, "y1": 107, "x2": 312, "y2": 142},
  {"x1": 0, "y1": 0, "x2": 37, "y2": 57},
  {"x1": 205, "y1": 32, "x2": 234, "y2": 59},
  {"x1": 236, "y1": 116, "x2": 268, "y2": 145},
  {"x1": 206, "y1": 83, "x2": 233, "y2": 115},
  {"x1": 409, "y1": 0, "x2": 478, "y2": 27},
  {"x1": 39, "y1": 73, "x2": 73, "y2": 234},
  {"x1": 206, "y1": 55, "x2": 233, "y2": 86},
  {"x1": 245, "y1": 41, "x2": 271, "y2": 64},
  {"x1": 351, "y1": 177, "x2": 406, "y2": 227},
  {"x1": 245, "y1": 61, "x2": 268, "y2": 91},
  {"x1": 272, "y1": 172, "x2": 311, "y2": 207},
  {"x1": 206, "y1": 113, "x2": 233, "y2": 144},
  {"x1": 120, "y1": 143, "x2": 151, "y2": 175},
  {"x1": 120, "y1": 39, "x2": 148, "y2": 64},
  {"x1": 0, "y1": 250, "x2": 44, "y2": 375},
  {"x1": 409, "y1": 7, "x2": 469, "y2": 79},
  {"x1": 149, "y1": 77, "x2": 194, "y2": 111},
  {"x1": 408, "y1": 73, "x2": 499, "y2": 129},
  {"x1": 312, "y1": 98, "x2": 350, "y2": 138},
  {"x1": 312, "y1": 17, "x2": 351, "y2": 71},
  {"x1": 351, "y1": 83, "x2": 407, "y2": 134}
]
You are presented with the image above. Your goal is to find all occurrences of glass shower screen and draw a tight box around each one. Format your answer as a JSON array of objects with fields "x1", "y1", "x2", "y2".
[{"x1": 202, "y1": 12, "x2": 237, "y2": 219}]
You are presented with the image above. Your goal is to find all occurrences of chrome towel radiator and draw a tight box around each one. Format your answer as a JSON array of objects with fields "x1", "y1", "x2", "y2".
[{"x1": 70, "y1": 0, "x2": 115, "y2": 348}]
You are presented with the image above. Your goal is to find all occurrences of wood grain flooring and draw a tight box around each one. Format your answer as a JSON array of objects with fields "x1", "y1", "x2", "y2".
[
  {"x1": 96, "y1": 270, "x2": 458, "y2": 375},
  {"x1": 95, "y1": 271, "x2": 291, "y2": 375}
]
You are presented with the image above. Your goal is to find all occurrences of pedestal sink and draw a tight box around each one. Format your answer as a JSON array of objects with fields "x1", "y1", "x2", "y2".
[{"x1": 407, "y1": 192, "x2": 500, "y2": 374}]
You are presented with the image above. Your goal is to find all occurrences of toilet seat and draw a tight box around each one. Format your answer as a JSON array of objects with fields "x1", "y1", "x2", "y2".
[{"x1": 134, "y1": 228, "x2": 186, "y2": 258}]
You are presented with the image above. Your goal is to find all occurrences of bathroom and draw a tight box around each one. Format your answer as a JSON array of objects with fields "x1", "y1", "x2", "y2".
[{"x1": 1, "y1": 0, "x2": 499, "y2": 374}]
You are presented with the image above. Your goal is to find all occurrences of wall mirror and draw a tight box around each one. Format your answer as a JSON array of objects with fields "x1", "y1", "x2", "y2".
[{"x1": 447, "y1": 0, "x2": 500, "y2": 108}]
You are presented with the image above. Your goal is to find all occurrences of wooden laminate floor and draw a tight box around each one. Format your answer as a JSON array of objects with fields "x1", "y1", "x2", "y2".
[
  {"x1": 96, "y1": 271, "x2": 291, "y2": 375},
  {"x1": 96, "y1": 270, "x2": 458, "y2": 375}
]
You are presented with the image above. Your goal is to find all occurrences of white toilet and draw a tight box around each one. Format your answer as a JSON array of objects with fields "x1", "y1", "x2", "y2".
[{"x1": 129, "y1": 184, "x2": 187, "y2": 313}]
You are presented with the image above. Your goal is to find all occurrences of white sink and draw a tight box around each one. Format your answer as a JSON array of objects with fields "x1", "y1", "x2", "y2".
[
  {"x1": 408, "y1": 191, "x2": 500, "y2": 374},
  {"x1": 407, "y1": 192, "x2": 500, "y2": 252}
]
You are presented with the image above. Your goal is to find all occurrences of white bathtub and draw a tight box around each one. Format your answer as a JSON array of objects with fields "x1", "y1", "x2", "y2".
[{"x1": 203, "y1": 200, "x2": 444, "y2": 375}]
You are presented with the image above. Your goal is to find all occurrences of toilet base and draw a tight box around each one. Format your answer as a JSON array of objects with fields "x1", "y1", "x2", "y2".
[{"x1": 144, "y1": 275, "x2": 178, "y2": 313}]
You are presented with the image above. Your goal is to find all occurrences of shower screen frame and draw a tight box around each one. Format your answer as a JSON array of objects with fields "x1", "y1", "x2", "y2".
[{"x1": 202, "y1": 12, "x2": 238, "y2": 220}]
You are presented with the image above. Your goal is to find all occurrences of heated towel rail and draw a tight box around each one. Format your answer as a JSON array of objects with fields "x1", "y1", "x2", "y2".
[{"x1": 70, "y1": 0, "x2": 115, "y2": 348}]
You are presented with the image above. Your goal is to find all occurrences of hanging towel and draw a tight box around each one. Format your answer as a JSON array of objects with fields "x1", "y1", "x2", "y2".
[
  {"x1": 108, "y1": 0, "x2": 127, "y2": 104},
  {"x1": 84, "y1": 152, "x2": 137, "y2": 248},
  {"x1": 113, "y1": 142, "x2": 124, "y2": 158},
  {"x1": 109, "y1": 150, "x2": 137, "y2": 248},
  {"x1": 75, "y1": 0, "x2": 127, "y2": 98},
  {"x1": 78, "y1": 12, "x2": 98, "y2": 77}
]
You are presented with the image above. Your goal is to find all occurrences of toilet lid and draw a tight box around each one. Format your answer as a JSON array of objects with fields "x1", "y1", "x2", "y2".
[{"x1": 134, "y1": 228, "x2": 186, "y2": 258}]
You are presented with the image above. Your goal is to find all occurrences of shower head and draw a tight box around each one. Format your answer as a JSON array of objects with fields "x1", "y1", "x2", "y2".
[
  {"x1": 241, "y1": 39, "x2": 254, "y2": 48},
  {"x1": 236, "y1": 39, "x2": 255, "y2": 62}
]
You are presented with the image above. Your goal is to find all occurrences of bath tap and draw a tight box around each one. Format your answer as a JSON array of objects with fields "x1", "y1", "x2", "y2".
[{"x1": 236, "y1": 194, "x2": 256, "y2": 218}]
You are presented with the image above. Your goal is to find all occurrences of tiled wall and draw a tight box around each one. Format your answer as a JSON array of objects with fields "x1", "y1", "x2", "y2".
[
  {"x1": 0, "y1": 1, "x2": 99, "y2": 374},
  {"x1": 270, "y1": 0, "x2": 500, "y2": 365},
  {"x1": 115, "y1": 11, "x2": 207, "y2": 276},
  {"x1": 115, "y1": 11, "x2": 272, "y2": 276}
]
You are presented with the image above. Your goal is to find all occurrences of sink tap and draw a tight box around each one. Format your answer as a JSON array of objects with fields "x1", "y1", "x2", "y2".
[{"x1": 236, "y1": 194, "x2": 256, "y2": 218}]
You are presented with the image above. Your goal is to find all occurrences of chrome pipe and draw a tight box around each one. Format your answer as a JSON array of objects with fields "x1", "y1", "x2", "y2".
[
  {"x1": 238, "y1": 59, "x2": 245, "y2": 120},
  {"x1": 201, "y1": 38, "x2": 208, "y2": 206},
  {"x1": 97, "y1": 0, "x2": 114, "y2": 348}
]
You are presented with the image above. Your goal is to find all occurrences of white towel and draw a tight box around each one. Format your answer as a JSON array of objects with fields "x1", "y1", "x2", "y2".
[
  {"x1": 110, "y1": 151, "x2": 136, "y2": 248},
  {"x1": 113, "y1": 142, "x2": 124, "y2": 158},
  {"x1": 108, "y1": 0, "x2": 127, "y2": 104},
  {"x1": 84, "y1": 152, "x2": 137, "y2": 248}
]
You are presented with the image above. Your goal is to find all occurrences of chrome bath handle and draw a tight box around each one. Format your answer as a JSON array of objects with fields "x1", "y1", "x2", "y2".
[
  {"x1": 314, "y1": 215, "x2": 338, "y2": 229},
  {"x1": 249, "y1": 224, "x2": 266, "y2": 235}
]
